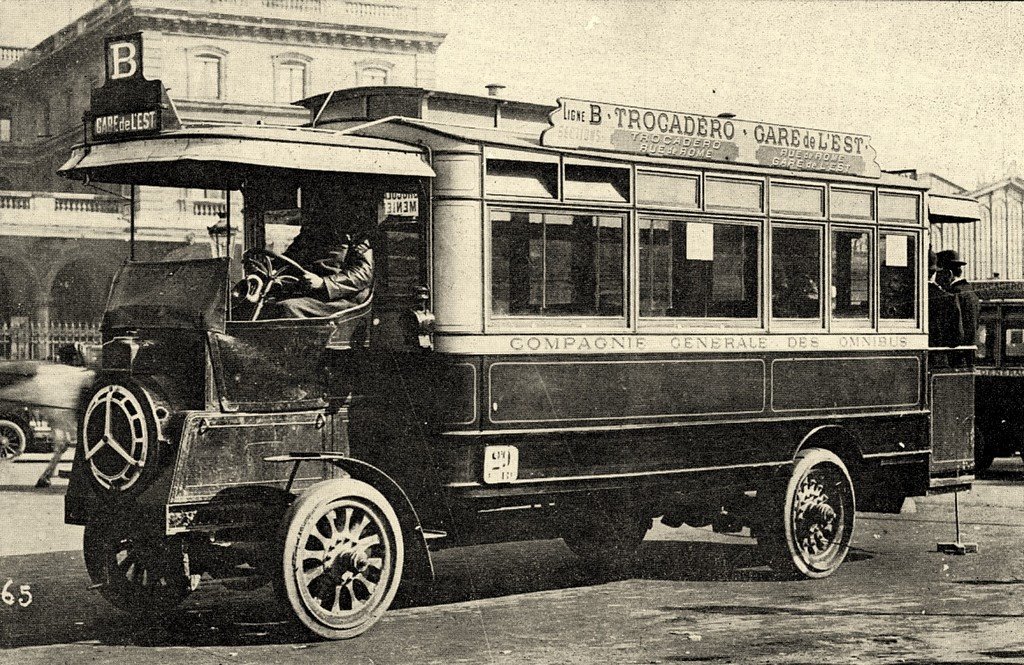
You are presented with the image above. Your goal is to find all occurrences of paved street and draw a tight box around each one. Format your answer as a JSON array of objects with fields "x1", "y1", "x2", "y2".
[{"x1": 1, "y1": 454, "x2": 1023, "y2": 664}]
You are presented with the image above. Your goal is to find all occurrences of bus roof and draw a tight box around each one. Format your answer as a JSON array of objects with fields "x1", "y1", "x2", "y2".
[{"x1": 59, "y1": 124, "x2": 435, "y2": 187}]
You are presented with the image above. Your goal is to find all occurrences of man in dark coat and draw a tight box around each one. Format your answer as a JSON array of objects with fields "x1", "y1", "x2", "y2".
[
  {"x1": 936, "y1": 249, "x2": 979, "y2": 348},
  {"x1": 259, "y1": 203, "x2": 375, "y2": 320},
  {"x1": 927, "y1": 249, "x2": 961, "y2": 348}
]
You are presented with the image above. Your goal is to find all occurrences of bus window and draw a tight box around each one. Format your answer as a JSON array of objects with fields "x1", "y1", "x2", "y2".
[
  {"x1": 636, "y1": 171, "x2": 699, "y2": 209},
  {"x1": 639, "y1": 218, "x2": 759, "y2": 319},
  {"x1": 1004, "y1": 327, "x2": 1024, "y2": 363},
  {"x1": 486, "y1": 159, "x2": 557, "y2": 199},
  {"x1": 771, "y1": 226, "x2": 822, "y2": 320},
  {"x1": 831, "y1": 229, "x2": 871, "y2": 321},
  {"x1": 880, "y1": 233, "x2": 917, "y2": 321},
  {"x1": 975, "y1": 323, "x2": 992, "y2": 362},
  {"x1": 491, "y1": 210, "x2": 624, "y2": 317}
]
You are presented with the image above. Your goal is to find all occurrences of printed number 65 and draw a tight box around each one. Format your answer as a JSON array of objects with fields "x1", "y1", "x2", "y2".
[{"x1": 1, "y1": 580, "x2": 32, "y2": 607}]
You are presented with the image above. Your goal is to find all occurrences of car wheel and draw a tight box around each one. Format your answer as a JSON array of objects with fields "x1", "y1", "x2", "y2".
[{"x1": 0, "y1": 418, "x2": 28, "y2": 460}]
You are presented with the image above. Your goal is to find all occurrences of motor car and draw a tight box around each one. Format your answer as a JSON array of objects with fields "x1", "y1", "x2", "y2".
[{"x1": 0, "y1": 359, "x2": 95, "y2": 459}]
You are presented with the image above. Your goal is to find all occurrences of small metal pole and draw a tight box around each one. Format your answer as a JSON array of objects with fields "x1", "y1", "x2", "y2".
[
  {"x1": 225, "y1": 189, "x2": 231, "y2": 257},
  {"x1": 953, "y1": 490, "x2": 961, "y2": 543},
  {"x1": 937, "y1": 488, "x2": 978, "y2": 555},
  {"x1": 129, "y1": 185, "x2": 136, "y2": 260}
]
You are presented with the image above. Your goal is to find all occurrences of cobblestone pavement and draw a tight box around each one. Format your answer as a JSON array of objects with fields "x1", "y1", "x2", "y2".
[{"x1": 1, "y1": 455, "x2": 1023, "y2": 664}]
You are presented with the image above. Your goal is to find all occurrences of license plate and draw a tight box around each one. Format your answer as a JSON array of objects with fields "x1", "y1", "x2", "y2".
[{"x1": 483, "y1": 445, "x2": 519, "y2": 484}]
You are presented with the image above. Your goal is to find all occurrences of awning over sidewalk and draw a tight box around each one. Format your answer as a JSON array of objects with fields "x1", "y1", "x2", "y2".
[
  {"x1": 929, "y1": 194, "x2": 981, "y2": 225},
  {"x1": 58, "y1": 125, "x2": 434, "y2": 187}
]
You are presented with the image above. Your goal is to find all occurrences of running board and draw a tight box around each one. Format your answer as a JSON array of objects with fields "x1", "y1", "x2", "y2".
[{"x1": 928, "y1": 475, "x2": 974, "y2": 494}]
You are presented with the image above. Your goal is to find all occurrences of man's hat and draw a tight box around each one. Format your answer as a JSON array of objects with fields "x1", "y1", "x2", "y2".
[{"x1": 936, "y1": 249, "x2": 967, "y2": 268}]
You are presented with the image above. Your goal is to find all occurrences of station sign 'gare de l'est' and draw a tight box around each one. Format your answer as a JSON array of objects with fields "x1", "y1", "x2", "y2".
[{"x1": 542, "y1": 98, "x2": 881, "y2": 178}]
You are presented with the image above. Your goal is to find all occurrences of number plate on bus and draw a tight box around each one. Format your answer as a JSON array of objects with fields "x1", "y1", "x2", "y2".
[{"x1": 483, "y1": 445, "x2": 519, "y2": 484}]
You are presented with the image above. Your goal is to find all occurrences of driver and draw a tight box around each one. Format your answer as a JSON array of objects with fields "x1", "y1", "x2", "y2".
[{"x1": 258, "y1": 190, "x2": 374, "y2": 320}]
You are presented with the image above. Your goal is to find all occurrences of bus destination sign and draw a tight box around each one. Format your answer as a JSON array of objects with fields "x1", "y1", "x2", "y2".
[
  {"x1": 88, "y1": 32, "x2": 178, "y2": 141},
  {"x1": 542, "y1": 98, "x2": 881, "y2": 178},
  {"x1": 93, "y1": 110, "x2": 160, "y2": 138}
]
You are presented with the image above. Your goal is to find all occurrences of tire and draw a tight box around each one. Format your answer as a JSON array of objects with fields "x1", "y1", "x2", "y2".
[
  {"x1": 82, "y1": 524, "x2": 191, "y2": 614},
  {"x1": 0, "y1": 418, "x2": 28, "y2": 460},
  {"x1": 757, "y1": 449, "x2": 856, "y2": 579},
  {"x1": 276, "y1": 479, "x2": 404, "y2": 640}
]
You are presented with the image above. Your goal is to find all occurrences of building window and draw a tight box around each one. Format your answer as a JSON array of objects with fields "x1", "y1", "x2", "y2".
[
  {"x1": 38, "y1": 102, "x2": 51, "y2": 137},
  {"x1": 355, "y1": 59, "x2": 394, "y2": 86},
  {"x1": 491, "y1": 209, "x2": 625, "y2": 317},
  {"x1": 0, "y1": 109, "x2": 11, "y2": 142},
  {"x1": 639, "y1": 217, "x2": 759, "y2": 319},
  {"x1": 189, "y1": 47, "x2": 228, "y2": 100},
  {"x1": 273, "y1": 54, "x2": 311, "y2": 103}
]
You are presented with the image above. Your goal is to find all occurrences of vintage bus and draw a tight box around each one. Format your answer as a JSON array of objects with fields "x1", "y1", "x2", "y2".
[
  {"x1": 971, "y1": 281, "x2": 1024, "y2": 471},
  {"x1": 59, "y1": 34, "x2": 979, "y2": 639}
]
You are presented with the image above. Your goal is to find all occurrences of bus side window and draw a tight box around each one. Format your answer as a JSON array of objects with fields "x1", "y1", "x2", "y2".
[
  {"x1": 639, "y1": 217, "x2": 759, "y2": 319},
  {"x1": 880, "y1": 233, "x2": 917, "y2": 321},
  {"x1": 491, "y1": 209, "x2": 625, "y2": 317},
  {"x1": 1004, "y1": 326, "x2": 1024, "y2": 364},
  {"x1": 771, "y1": 226, "x2": 822, "y2": 320},
  {"x1": 831, "y1": 229, "x2": 871, "y2": 321}
]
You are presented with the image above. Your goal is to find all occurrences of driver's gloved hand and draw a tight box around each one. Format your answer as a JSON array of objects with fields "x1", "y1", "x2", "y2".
[{"x1": 299, "y1": 271, "x2": 326, "y2": 294}]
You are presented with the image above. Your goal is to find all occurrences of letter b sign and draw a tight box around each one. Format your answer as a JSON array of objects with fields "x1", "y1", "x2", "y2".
[{"x1": 105, "y1": 33, "x2": 143, "y2": 82}]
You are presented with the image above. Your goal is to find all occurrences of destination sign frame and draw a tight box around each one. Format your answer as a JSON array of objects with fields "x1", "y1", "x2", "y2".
[
  {"x1": 87, "y1": 32, "x2": 177, "y2": 143},
  {"x1": 542, "y1": 98, "x2": 881, "y2": 178}
]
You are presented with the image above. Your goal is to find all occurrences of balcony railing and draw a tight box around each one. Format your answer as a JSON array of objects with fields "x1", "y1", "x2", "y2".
[
  {"x1": 193, "y1": 199, "x2": 228, "y2": 217},
  {"x1": 0, "y1": 46, "x2": 28, "y2": 67}
]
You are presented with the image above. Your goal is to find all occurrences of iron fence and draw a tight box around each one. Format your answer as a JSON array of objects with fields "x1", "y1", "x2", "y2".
[{"x1": 0, "y1": 322, "x2": 101, "y2": 361}]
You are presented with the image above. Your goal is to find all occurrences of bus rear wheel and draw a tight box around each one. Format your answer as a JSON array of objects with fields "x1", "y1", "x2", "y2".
[
  {"x1": 275, "y1": 479, "x2": 404, "y2": 640},
  {"x1": 758, "y1": 448, "x2": 855, "y2": 579}
]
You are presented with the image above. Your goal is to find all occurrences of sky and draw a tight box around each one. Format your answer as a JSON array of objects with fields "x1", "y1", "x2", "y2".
[{"x1": 3, "y1": 0, "x2": 1021, "y2": 190}]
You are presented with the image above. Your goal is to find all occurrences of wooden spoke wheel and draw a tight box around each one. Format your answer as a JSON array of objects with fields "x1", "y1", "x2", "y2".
[
  {"x1": 82, "y1": 524, "x2": 191, "y2": 614},
  {"x1": 758, "y1": 449, "x2": 856, "y2": 579},
  {"x1": 0, "y1": 419, "x2": 27, "y2": 460},
  {"x1": 276, "y1": 479, "x2": 404, "y2": 640}
]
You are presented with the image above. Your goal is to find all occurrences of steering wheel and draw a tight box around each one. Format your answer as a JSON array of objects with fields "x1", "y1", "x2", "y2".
[{"x1": 240, "y1": 248, "x2": 306, "y2": 320}]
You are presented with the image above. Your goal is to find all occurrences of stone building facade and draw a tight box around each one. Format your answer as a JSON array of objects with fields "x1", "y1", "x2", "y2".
[
  {"x1": 929, "y1": 176, "x2": 1024, "y2": 282},
  {"x1": 0, "y1": 0, "x2": 444, "y2": 353}
]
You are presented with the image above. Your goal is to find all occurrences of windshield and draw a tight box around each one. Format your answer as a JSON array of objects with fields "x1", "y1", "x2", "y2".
[{"x1": 105, "y1": 258, "x2": 230, "y2": 331}]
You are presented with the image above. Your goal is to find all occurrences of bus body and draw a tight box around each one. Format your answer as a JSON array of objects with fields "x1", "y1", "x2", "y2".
[
  {"x1": 60, "y1": 35, "x2": 978, "y2": 639},
  {"x1": 972, "y1": 281, "x2": 1024, "y2": 470}
]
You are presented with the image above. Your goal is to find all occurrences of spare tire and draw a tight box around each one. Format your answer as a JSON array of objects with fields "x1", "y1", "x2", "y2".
[{"x1": 80, "y1": 379, "x2": 165, "y2": 496}]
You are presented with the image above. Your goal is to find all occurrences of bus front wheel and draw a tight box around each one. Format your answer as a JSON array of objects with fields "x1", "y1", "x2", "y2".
[
  {"x1": 758, "y1": 448, "x2": 855, "y2": 579},
  {"x1": 275, "y1": 479, "x2": 404, "y2": 640},
  {"x1": 82, "y1": 524, "x2": 191, "y2": 614}
]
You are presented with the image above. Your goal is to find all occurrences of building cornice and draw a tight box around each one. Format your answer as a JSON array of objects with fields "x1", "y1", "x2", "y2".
[
  {"x1": 970, "y1": 177, "x2": 1024, "y2": 199},
  {"x1": 9, "y1": 0, "x2": 443, "y2": 79},
  {"x1": 138, "y1": 10, "x2": 445, "y2": 53}
]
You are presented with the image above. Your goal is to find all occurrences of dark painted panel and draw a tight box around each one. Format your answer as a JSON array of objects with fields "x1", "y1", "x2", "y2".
[
  {"x1": 930, "y1": 371, "x2": 974, "y2": 474},
  {"x1": 772, "y1": 356, "x2": 920, "y2": 411},
  {"x1": 488, "y1": 359, "x2": 765, "y2": 424},
  {"x1": 169, "y1": 411, "x2": 335, "y2": 503}
]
